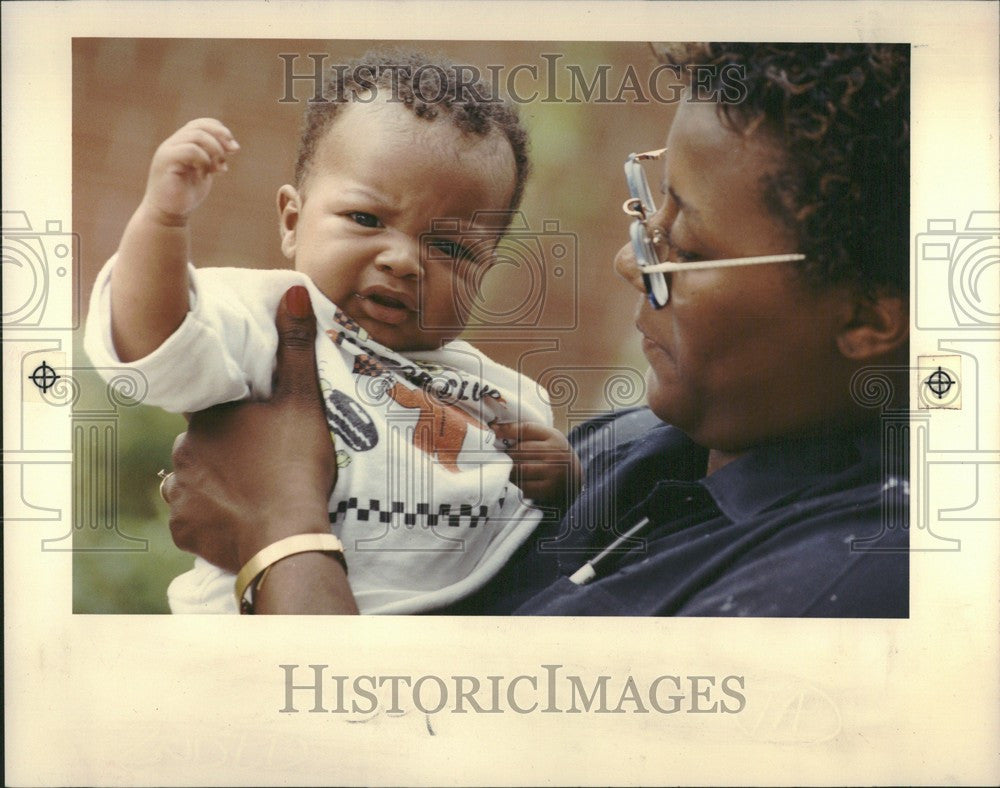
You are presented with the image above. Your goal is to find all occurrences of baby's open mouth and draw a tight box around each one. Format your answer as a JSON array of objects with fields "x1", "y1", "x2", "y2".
[
  {"x1": 364, "y1": 292, "x2": 408, "y2": 310},
  {"x1": 354, "y1": 291, "x2": 415, "y2": 326}
]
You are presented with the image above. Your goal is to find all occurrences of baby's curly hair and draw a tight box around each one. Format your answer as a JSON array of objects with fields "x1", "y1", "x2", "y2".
[
  {"x1": 656, "y1": 43, "x2": 910, "y2": 297},
  {"x1": 295, "y1": 49, "x2": 531, "y2": 214}
]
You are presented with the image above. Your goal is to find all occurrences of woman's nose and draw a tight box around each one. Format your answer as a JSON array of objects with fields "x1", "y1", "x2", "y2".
[
  {"x1": 614, "y1": 241, "x2": 645, "y2": 294},
  {"x1": 375, "y1": 234, "x2": 420, "y2": 278}
]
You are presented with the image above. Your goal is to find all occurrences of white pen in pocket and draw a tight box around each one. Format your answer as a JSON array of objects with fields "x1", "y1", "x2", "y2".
[{"x1": 568, "y1": 517, "x2": 651, "y2": 586}]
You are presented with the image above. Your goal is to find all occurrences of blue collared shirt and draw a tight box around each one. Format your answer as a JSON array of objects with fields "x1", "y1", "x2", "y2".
[{"x1": 442, "y1": 409, "x2": 908, "y2": 617}]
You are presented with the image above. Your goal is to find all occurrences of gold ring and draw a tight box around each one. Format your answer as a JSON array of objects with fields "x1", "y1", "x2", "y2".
[{"x1": 157, "y1": 469, "x2": 173, "y2": 503}]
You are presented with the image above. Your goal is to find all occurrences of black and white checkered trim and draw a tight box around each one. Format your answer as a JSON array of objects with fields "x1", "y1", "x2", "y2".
[{"x1": 329, "y1": 498, "x2": 495, "y2": 528}]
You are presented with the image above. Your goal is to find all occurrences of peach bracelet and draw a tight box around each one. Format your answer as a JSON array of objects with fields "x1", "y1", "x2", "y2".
[{"x1": 235, "y1": 533, "x2": 346, "y2": 613}]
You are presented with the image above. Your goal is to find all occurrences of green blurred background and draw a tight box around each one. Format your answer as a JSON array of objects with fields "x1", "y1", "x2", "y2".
[{"x1": 72, "y1": 39, "x2": 679, "y2": 613}]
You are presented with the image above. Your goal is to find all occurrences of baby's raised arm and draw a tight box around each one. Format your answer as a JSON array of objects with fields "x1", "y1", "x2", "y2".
[{"x1": 110, "y1": 118, "x2": 239, "y2": 362}]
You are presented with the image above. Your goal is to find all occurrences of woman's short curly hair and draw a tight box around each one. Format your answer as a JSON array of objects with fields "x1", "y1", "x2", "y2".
[
  {"x1": 295, "y1": 49, "x2": 531, "y2": 214},
  {"x1": 656, "y1": 43, "x2": 910, "y2": 297}
]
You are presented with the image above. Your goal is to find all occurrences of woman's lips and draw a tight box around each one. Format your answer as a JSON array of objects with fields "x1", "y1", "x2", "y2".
[{"x1": 637, "y1": 323, "x2": 670, "y2": 359}]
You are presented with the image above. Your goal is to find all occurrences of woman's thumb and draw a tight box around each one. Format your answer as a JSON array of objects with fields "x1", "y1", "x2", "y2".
[{"x1": 273, "y1": 285, "x2": 321, "y2": 403}]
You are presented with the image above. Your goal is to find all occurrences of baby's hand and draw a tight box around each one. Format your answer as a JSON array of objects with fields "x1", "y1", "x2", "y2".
[
  {"x1": 142, "y1": 118, "x2": 239, "y2": 225},
  {"x1": 493, "y1": 421, "x2": 582, "y2": 511}
]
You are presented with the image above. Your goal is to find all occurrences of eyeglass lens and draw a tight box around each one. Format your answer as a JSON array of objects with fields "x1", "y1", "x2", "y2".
[{"x1": 626, "y1": 155, "x2": 670, "y2": 308}]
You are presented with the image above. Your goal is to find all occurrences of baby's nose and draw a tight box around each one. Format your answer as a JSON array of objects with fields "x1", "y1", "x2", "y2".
[
  {"x1": 614, "y1": 241, "x2": 645, "y2": 294},
  {"x1": 375, "y1": 234, "x2": 420, "y2": 277}
]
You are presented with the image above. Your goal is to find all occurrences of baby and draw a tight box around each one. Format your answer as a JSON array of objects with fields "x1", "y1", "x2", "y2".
[{"x1": 85, "y1": 51, "x2": 580, "y2": 614}]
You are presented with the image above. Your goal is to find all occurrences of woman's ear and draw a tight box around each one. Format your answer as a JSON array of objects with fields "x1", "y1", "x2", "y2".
[
  {"x1": 276, "y1": 184, "x2": 301, "y2": 261},
  {"x1": 836, "y1": 291, "x2": 909, "y2": 361}
]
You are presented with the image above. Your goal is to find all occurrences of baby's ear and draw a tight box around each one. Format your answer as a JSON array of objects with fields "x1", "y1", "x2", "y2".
[
  {"x1": 276, "y1": 185, "x2": 301, "y2": 261},
  {"x1": 835, "y1": 290, "x2": 909, "y2": 361}
]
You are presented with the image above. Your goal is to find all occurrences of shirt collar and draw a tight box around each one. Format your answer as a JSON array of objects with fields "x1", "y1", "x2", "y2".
[{"x1": 699, "y1": 427, "x2": 881, "y2": 522}]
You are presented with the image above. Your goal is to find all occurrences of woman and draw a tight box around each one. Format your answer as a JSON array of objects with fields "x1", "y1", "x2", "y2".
[{"x1": 163, "y1": 43, "x2": 910, "y2": 616}]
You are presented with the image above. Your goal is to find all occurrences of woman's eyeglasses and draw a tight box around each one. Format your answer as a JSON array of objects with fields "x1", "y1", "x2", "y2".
[{"x1": 623, "y1": 147, "x2": 806, "y2": 308}]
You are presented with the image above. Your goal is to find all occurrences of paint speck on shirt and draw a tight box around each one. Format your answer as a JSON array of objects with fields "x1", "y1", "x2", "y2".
[{"x1": 881, "y1": 477, "x2": 909, "y2": 495}]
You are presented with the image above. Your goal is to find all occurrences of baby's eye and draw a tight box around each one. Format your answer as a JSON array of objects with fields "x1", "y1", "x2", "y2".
[
  {"x1": 426, "y1": 238, "x2": 478, "y2": 263},
  {"x1": 347, "y1": 211, "x2": 382, "y2": 228}
]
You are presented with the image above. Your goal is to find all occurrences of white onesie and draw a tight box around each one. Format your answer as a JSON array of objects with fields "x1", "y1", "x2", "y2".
[{"x1": 84, "y1": 261, "x2": 552, "y2": 613}]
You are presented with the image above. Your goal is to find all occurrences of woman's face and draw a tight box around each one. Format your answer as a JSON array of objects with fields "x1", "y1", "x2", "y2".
[{"x1": 615, "y1": 100, "x2": 856, "y2": 452}]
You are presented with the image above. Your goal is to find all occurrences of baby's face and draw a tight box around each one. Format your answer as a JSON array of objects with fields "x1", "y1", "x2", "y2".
[{"x1": 278, "y1": 99, "x2": 517, "y2": 351}]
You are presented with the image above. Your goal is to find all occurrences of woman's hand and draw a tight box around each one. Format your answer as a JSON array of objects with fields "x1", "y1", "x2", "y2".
[{"x1": 164, "y1": 285, "x2": 358, "y2": 613}]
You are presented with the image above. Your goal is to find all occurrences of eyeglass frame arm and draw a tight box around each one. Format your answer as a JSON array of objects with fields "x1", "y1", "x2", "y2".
[
  {"x1": 625, "y1": 150, "x2": 805, "y2": 273},
  {"x1": 639, "y1": 253, "x2": 806, "y2": 274}
]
